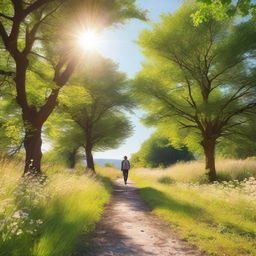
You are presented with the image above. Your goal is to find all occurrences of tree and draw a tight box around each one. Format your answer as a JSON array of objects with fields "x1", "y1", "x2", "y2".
[
  {"x1": 0, "y1": 0, "x2": 146, "y2": 174},
  {"x1": 58, "y1": 57, "x2": 134, "y2": 172},
  {"x1": 133, "y1": 4, "x2": 256, "y2": 181},
  {"x1": 45, "y1": 121, "x2": 84, "y2": 168},
  {"x1": 193, "y1": 0, "x2": 256, "y2": 25},
  {"x1": 130, "y1": 134, "x2": 194, "y2": 168}
]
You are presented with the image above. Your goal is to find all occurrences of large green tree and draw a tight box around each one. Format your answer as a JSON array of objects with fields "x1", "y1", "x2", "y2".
[
  {"x1": 133, "y1": 4, "x2": 256, "y2": 181},
  {"x1": 58, "y1": 57, "x2": 134, "y2": 172},
  {"x1": 131, "y1": 133, "x2": 194, "y2": 168},
  {"x1": 0, "y1": 0, "x2": 145, "y2": 174}
]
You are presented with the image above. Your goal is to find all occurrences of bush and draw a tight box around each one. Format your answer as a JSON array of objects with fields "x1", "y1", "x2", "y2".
[
  {"x1": 158, "y1": 176, "x2": 175, "y2": 185},
  {"x1": 104, "y1": 163, "x2": 115, "y2": 168}
]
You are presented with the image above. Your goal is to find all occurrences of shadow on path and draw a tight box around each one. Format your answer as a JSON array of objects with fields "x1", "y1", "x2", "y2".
[
  {"x1": 73, "y1": 179, "x2": 207, "y2": 256},
  {"x1": 138, "y1": 187, "x2": 207, "y2": 219}
]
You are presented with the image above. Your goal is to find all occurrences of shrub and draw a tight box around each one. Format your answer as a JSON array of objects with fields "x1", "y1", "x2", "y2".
[{"x1": 158, "y1": 176, "x2": 175, "y2": 185}]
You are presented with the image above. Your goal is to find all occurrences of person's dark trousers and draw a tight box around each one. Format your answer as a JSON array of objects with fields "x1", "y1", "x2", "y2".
[{"x1": 122, "y1": 169, "x2": 129, "y2": 184}]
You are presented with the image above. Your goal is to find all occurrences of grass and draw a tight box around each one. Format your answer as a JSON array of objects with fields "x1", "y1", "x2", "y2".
[
  {"x1": 96, "y1": 164, "x2": 122, "y2": 181},
  {"x1": 134, "y1": 158, "x2": 256, "y2": 183},
  {"x1": 0, "y1": 158, "x2": 120, "y2": 256},
  {"x1": 131, "y1": 159, "x2": 256, "y2": 256}
]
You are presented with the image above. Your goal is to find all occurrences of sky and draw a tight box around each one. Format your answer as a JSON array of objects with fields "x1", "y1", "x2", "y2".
[{"x1": 92, "y1": 0, "x2": 182, "y2": 160}]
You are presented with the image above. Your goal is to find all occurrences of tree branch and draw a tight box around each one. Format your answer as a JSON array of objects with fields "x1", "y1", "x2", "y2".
[
  {"x1": 177, "y1": 120, "x2": 198, "y2": 129},
  {"x1": 30, "y1": 51, "x2": 50, "y2": 61},
  {"x1": 0, "y1": 21, "x2": 9, "y2": 48},
  {"x1": 0, "y1": 70, "x2": 15, "y2": 76},
  {"x1": 0, "y1": 13, "x2": 13, "y2": 21},
  {"x1": 210, "y1": 58, "x2": 246, "y2": 82},
  {"x1": 224, "y1": 102, "x2": 256, "y2": 125},
  {"x1": 219, "y1": 79, "x2": 256, "y2": 114}
]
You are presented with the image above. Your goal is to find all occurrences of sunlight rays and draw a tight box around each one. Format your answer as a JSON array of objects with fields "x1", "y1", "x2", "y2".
[{"x1": 76, "y1": 29, "x2": 102, "y2": 51}]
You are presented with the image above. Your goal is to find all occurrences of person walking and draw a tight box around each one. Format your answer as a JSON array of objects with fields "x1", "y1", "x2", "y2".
[{"x1": 121, "y1": 156, "x2": 130, "y2": 185}]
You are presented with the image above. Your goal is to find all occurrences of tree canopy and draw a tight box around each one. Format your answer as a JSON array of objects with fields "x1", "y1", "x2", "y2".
[
  {"x1": 193, "y1": 0, "x2": 256, "y2": 24},
  {"x1": 131, "y1": 133, "x2": 194, "y2": 168}
]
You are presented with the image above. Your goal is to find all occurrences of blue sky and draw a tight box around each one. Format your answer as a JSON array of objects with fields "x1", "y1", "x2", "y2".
[{"x1": 94, "y1": 0, "x2": 182, "y2": 159}]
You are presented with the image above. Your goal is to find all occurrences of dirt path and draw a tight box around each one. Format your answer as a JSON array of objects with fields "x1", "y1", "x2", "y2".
[{"x1": 78, "y1": 179, "x2": 206, "y2": 256}]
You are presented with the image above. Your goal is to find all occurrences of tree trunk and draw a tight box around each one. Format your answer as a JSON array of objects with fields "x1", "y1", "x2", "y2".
[
  {"x1": 24, "y1": 123, "x2": 43, "y2": 175},
  {"x1": 68, "y1": 149, "x2": 77, "y2": 169},
  {"x1": 85, "y1": 144, "x2": 95, "y2": 173},
  {"x1": 10, "y1": 31, "x2": 77, "y2": 176},
  {"x1": 202, "y1": 138, "x2": 217, "y2": 182}
]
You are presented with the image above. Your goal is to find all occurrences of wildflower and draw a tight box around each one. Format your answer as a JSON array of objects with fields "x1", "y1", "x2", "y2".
[
  {"x1": 11, "y1": 227, "x2": 18, "y2": 233},
  {"x1": 20, "y1": 212, "x2": 29, "y2": 218},
  {"x1": 36, "y1": 219, "x2": 43, "y2": 225},
  {"x1": 17, "y1": 229, "x2": 23, "y2": 235},
  {"x1": 13, "y1": 211, "x2": 20, "y2": 218}
]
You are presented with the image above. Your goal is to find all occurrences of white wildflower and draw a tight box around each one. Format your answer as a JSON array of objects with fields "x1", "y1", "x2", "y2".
[
  {"x1": 12, "y1": 211, "x2": 21, "y2": 218},
  {"x1": 36, "y1": 219, "x2": 43, "y2": 225},
  {"x1": 17, "y1": 229, "x2": 23, "y2": 235}
]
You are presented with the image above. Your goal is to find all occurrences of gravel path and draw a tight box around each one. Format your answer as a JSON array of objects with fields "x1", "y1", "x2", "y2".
[{"x1": 77, "y1": 178, "x2": 207, "y2": 256}]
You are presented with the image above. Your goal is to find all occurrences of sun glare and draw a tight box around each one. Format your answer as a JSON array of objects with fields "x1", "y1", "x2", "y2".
[{"x1": 77, "y1": 29, "x2": 100, "y2": 51}]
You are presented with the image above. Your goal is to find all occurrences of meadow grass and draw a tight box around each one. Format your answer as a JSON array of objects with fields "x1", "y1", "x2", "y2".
[
  {"x1": 134, "y1": 158, "x2": 256, "y2": 183},
  {"x1": 131, "y1": 159, "x2": 256, "y2": 256},
  {"x1": 0, "y1": 158, "x2": 119, "y2": 256},
  {"x1": 96, "y1": 164, "x2": 122, "y2": 181}
]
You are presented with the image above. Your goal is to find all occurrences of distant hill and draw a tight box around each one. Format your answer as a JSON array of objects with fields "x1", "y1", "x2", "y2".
[{"x1": 94, "y1": 159, "x2": 121, "y2": 169}]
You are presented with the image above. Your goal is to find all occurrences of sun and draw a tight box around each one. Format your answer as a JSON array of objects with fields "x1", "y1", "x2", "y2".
[{"x1": 77, "y1": 29, "x2": 100, "y2": 51}]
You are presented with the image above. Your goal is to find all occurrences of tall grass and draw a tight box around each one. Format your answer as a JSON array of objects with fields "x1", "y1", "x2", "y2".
[
  {"x1": 131, "y1": 159, "x2": 256, "y2": 256},
  {"x1": 96, "y1": 165, "x2": 122, "y2": 180},
  {"x1": 0, "y1": 158, "x2": 114, "y2": 256},
  {"x1": 134, "y1": 158, "x2": 256, "y2": 183}
]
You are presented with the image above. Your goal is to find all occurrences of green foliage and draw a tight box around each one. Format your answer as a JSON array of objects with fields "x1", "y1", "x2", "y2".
[
  {"x1": 0, "y1": 69, "x2": 23, "y2": 155},
  {"x1": 193, "y1": 0, "x2": 256, "y2": 25},
  {"x1": 43, "y1": 122, "x2": 85, "y2": 168},
  {"x1": 131, "y1": 133, "x2": 194, "y2": 168},
  {"x1": 104, "y1": 163, "x2": 115, "y2": 168}
]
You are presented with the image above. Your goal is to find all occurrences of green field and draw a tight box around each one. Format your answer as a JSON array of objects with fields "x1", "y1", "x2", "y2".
[{"x1": 131, "y1": 159, "x2": 256, "y2": 256}]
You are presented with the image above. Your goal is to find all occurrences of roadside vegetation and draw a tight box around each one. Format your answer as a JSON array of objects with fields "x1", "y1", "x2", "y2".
[
  {"x1": 0, "y1": 158, "x2": 120, "y2": 256},
  {"x1": 131, "y1": 133, "x2": 194, "y2": 168},
  {"x1": 131, "y1": 159, "x2": 256, "y2": 256}
]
